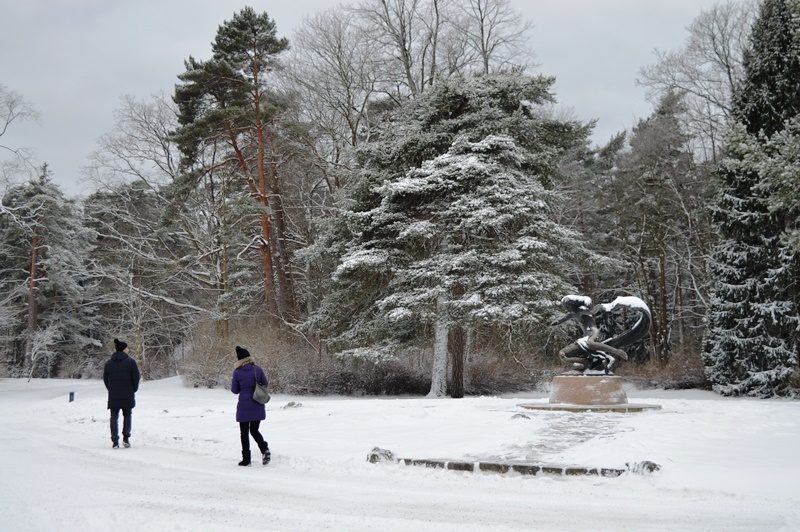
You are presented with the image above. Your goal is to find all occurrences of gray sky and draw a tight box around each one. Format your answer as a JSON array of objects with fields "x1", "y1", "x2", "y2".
[{"x1": 1, "y1": 0, "x2": 724, "y2": 197}]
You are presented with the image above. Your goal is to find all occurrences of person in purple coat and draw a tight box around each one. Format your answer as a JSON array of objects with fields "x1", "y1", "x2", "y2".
[{"x1": 231, "y1": 346, "x2": 271, "y2": 466}]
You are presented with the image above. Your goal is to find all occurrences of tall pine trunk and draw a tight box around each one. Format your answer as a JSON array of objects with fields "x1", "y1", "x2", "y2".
[
  {"x1": 227, "y1": 128, "x2": 279, "y2": 319},
  {"x1": 258, "y1": 197, "x2": 279, "y2": 319},
  {"x1": 252, "y1": 55, "x2": 281, "y2": 322}
]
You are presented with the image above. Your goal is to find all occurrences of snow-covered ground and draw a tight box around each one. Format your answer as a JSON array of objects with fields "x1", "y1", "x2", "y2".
[{"x1": 0, "y1": 377, "x2": 798, "y2": 531}]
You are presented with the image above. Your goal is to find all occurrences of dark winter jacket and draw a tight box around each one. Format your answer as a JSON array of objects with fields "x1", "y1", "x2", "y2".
[
  {"x1": 103, "y1": 351, "x2": 140, "y2": 410},
  {"x1": 231, "y1": 357, "x2": 267, "y2": 423}
]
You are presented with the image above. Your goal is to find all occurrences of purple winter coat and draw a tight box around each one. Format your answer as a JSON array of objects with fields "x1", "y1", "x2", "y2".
[{"x1": 231, "y1": 362, "x2": 268, "y2": 422}]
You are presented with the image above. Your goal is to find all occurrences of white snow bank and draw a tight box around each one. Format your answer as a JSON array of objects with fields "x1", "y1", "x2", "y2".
[{"x1": 0, "y1": 378, "x2": 798, "y2": 531}]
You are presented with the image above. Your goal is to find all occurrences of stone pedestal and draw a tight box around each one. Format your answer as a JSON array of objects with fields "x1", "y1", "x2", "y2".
[
  {"x1": 549, "y1": 375, "x2": 627, "y2": 405},
  {"x1": 518, "y1": 375, "x2": 661, "y2": 412}
]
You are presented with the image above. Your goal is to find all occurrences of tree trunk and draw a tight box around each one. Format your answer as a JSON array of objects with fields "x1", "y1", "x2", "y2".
[
  {"x1": 379, "y1": 0, "x2": 418, "y2": 95},
  {"x1": 658, "y1": 245, "x2": 669, "y2": 363},
  {"x1": 632, "y1": 251, "x2": 655, "y2": 362},
  {"x1": 305, "y1": 256, "x2": 315, "y2": 317},
  {"x1": 251, "y1": 43, "x2": 280, "y2": 322},
  {"x1": 226, "y1": 128, "x2": 278, "y2": 319},
  {"x1": 258, "y1": 209, "x2": 279, "y2": 319},
  {"x1": 134, "y1": 329, "x2": 147, "y2": 381},
  {"x1": 24, "y1": 228, "x2": 38, "y2": 372},
  {"x1": 221, "y1": 242, "x2": 230, "y2": 339},
  {"x1": 427, "y1": 291, "x2": 449, "y2": 398},
  {"x1": 427, "y1": 0, "x2": 440, "y2": 88},
  {"x1": 478, "y1": 3, "x2": 490, "y2": 74},
  {"x1": 267, "y1": 146, "x2": 297, "y2": 320},
  {"x1": 449, "y1": 325, "x2": 465, "y2": 398},
  {"x1": 676, "y1": 266, "x2": 686, "y2": 352}
]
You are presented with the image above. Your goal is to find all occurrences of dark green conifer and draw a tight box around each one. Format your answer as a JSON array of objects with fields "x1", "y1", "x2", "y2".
[{"x1": 703, "y1": 0, "x2": 800, "y2": 396}]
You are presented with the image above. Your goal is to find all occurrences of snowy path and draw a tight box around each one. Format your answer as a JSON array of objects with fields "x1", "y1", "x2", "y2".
[{"x1": 0, "y1": 378, "x2": 798, "y2": 531}]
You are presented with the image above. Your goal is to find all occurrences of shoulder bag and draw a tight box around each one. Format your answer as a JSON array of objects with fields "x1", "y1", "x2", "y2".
[{"x1": 252, "y1": 365, "x2": 271, "y2": 404}]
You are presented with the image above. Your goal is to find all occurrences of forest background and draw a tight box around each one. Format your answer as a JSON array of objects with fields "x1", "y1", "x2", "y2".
[{"x1": 1, "y1": 0, "x2": 797, "y2": 398}]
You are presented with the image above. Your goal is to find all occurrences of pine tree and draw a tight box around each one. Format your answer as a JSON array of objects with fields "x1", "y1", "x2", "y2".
[
  {"x1": 760, "y1": 119, "x2": 800, "y2": 251},
  {"x1": 172, "y1": 7, "x2": 295, "y2": 321},
  {"x1": 311, "y1": 73, "x2": 599, "y2": 396},
  {"x1": 734, "y1": 0, "x2": 800, "y2": 138},
  {"x1": 703, "y1": 0, "x2": 800, "y2": 397},
  {"x1": 703, "y1": 125, "x2": 797, "y2": 395}
]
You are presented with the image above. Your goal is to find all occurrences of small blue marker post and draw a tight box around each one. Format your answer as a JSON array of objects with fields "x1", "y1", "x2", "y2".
[{"x1": 69, "y1": 392, "x2": 74, "y2": 402}]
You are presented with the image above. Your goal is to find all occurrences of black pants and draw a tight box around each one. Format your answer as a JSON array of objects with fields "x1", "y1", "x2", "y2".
[
  {"x1": 239, "y1": 421, "x2": 268, "y2": 453},
  {"x1": 110, "y1": 407, "x2": 132, "y2": 443}
]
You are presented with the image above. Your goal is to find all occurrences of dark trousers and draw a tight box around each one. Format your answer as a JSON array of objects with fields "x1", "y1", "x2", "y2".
[
  {"x1": 110, "y1": 407, "x2": 132, "y2": 442},
  {"x1": 239, "y1": 421, "x2": 268, "y2": 453}
]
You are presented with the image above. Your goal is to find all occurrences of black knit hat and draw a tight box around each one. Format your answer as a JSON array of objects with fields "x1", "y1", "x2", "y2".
[
  {"x1": 235, "y1": 345, "x2": 250, "y2": 360},
  {"x1": 114, "y1": 338, "x2": 128, "y2": 352}
]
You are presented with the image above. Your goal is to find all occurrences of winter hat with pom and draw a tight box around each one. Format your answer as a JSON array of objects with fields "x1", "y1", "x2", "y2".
[
  {"x1": 114, "y1": 338, "x2": 128, "y2": 352},
  {"x1": 235, "y1": 346, "x2": 250, "y2": 360}
]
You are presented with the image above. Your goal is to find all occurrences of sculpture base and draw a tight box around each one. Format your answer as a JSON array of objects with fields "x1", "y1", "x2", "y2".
[
  {"x1": 550, "y1": 375, "x2": 628, "y2": 405},
  {"x1": 519, "y1": 403, "x2": 661, "y2": 413},
  {"x1": 517, "y1": 375, "x2": 661, "y2": 412}
]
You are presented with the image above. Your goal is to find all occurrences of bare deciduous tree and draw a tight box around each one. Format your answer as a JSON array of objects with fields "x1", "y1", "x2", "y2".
[
  {"x1": 0, "y1": 85, "x2": 39, "y2": 184},
  {"x1": 290, "y1": 10, "x2": 379, "y2": 159},
  {"x1": 355, "y1": 0, "x2": 427, "y2": 96},
  {"x1": 454, "y1": 0, "x2": 534, "y2": 74},
  {"x1": 88, "y1": 94, "x2": 180, "y2": 188},
  {"x1": 0, "y1": 84, "x2": 38, "y2": 159},
  {"x1": 639, "y1": 1, "x2": 755, "y2": 161}
]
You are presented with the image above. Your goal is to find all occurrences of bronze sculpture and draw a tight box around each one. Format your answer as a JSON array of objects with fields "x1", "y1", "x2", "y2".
[{"x1": 550, "y1": 295, "x2": 651, "y2": 374}]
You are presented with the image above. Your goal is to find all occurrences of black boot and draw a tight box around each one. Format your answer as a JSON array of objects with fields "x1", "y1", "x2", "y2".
[
  {"x1": 122, "y1": 436, "x2": 130, "y2": 448},
  {"x1": 238, "y1": 450, "x2": 251, "y2": 466},
  {"x1": 260, "y1": 443, "x2": 271, "y2": 465}
]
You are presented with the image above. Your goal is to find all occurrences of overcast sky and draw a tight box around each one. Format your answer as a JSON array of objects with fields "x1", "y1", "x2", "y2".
[{"x1": 1, "y1": 0, "x2": 725, "y2": 197}]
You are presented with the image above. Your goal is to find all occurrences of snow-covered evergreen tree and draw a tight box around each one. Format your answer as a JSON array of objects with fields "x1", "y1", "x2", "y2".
[
  {"x1": 759, "y1": 118, "x2": 800, "y2": 252},
  {"x1": 733, "y1": 0, "x2": 800, "y2": 139},
  {"x1": 311, "y1": 73, "x2": 600, "y2": 396},
  {"x1": 703, "y1": 0, "x2": 800, "y2": 397},
  {"x1": 172, "y1": 7, "x2": 296, "y2": 321},
  {"x1": 703, "y1": 125, "x2": 798, "y2": 395},
  {"x1": 0, "y1": 167, "x2": 99, "y2": 377}
]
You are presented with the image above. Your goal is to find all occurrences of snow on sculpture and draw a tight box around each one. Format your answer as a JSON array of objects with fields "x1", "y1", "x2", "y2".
[{"x1": 550, "y1": 295, "x2": 651, "y2": 374}]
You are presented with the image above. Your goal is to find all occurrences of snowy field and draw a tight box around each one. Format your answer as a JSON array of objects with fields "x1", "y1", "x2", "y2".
[{"x1": 0, "y1": 377, "x2": 798, "y2": 531}]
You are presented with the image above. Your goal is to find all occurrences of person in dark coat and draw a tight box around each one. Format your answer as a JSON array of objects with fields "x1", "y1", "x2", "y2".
[
  {"x1": 231, "y1": 346, "x2": 270, "y2": 466},
  {"x1": 103, "y1": 338, "x2": 140, "y2": 449}
]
